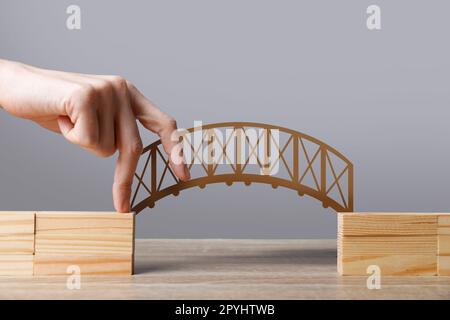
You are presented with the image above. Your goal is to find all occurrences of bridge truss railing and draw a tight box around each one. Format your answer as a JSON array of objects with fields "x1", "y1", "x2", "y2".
[{"x1": 131, "y1": 122, "x2": 353, "y2": 214}]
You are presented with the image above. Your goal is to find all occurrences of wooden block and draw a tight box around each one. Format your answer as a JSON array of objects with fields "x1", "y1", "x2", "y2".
[
  {"x1": 0, "y1": 212, "x2": 35, "y2": 254},
  {"x1": 0, "y1": 255, "x2": 33, "y2": 276},
  {"x1": 438, "y1": 235, "x2": 450, "y2": 256},
  {"x1": 437, "y1": 216, "x2": 450, "y2": 275},
  {"x1": 338, "y1": 213, "x2": 438, "y2": 236},
  {"x1": 339, "y1": 254, "x2": 437, "y2": 276},
  {"x1": 338, "y1": 213, "x2": 439, "y2": 276},
  {"x1": 35, "y1": 212, "x2": 134, "y2": 254},
  {"x1": 33, "y1": 254, "x2": 133, "y2": 276},
  {"x1": 438, "y1": 256, "x2": 450, "y2": 276},
  {"x1": 438, "y1": 216, "x2": 450, "y2": 235}
]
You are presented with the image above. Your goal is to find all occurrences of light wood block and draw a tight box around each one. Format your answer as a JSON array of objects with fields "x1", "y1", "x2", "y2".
[
  {"x1": 35, "y1": 212, "x2": 134, "y2": 255},
  {"x1": 0, "y1": 212, "x2": 35, "y2": 254},
  {"x1": 0, "y1": 255, "x2": 33, "y2": 276},
  {"x1": 338, "y1": 213, "x2": 441, "y2": 276},
  {"x1": 0, "y1": 211, "x2": 135, "y2": 276},
  {"x1": 34, "y1": 254, "x2": 133, "y2": 276},
  {"x1": 438, "y1": 235, "x2": 450, "y2": 256},
  {"x1": 437, "y1": 216, "x2": 450, "y2": 275},
  {"x1": 438, "y1": 216, "x2": 450, "y2": 235},
  {"x1": 438, "y1": 256, "x2": 450, "y2": 276},
  {"x1": 339, "y1": 254, "x2": 437, "y2": 276}
]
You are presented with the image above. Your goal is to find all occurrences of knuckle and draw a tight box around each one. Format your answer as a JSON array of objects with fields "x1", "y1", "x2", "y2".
[
  {"x1": 130, "y1": 139, "x2": 144, "y2": 155},
  {"x1": 77, "y1": 83, "x2": 97, "y2": 103},
  {"x1": 160, "y1": 116, "x2": 177, "y2": 133},
  {"x1": 95, "y1": 79, "x2": 114, "y2": 93},
  {"x1": 166, "y1": 117, "x2": 177, "y2": 129},
  {"x1": 67, "y1": 84, "x2": 98, "y2": 113},
  {"x1": 109, "y1": 76, "x2": 128, "y2": 91},
  {"x1": 114, "y1": 181, "x2": 132, "y2": 191},
  {"x1": 66, "y1": 84, "x2": 98, "y2": 113},
  {"x1": 125, "y1": 80, "x2": 135, "y2": 91},
  {"x1": 158, "y1": 117, "x2": 178, "y2": 142},
  {"x1": 127, "y1": 139, "x2": 144, "y2": 155}
]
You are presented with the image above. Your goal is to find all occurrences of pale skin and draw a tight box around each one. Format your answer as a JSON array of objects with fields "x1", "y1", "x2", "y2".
[{"x1": 0, "y1": 59, "x2": 190, "y2": 212}]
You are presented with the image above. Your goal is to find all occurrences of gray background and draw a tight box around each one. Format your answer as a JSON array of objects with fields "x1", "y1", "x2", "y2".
[{"x1": 1, "y1": 0, "x2": 449, "y2": 238}]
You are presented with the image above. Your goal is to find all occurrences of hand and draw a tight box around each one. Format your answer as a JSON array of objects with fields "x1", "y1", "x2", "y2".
[{"x1": 0, "y1": 59, "x2": 190, "y2": 212}]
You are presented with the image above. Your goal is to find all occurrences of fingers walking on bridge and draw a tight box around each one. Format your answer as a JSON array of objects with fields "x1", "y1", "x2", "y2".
[{"x1": 0, "y1": 59, "x2": 191, "y2": 213}]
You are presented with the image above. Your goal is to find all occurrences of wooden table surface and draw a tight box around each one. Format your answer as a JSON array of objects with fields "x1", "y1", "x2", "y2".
[{"x1": 0, "y1": 239, "x2": 449, "y2": 299}]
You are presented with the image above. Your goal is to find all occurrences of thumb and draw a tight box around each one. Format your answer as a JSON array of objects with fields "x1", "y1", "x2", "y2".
[
  {"x1": 57, "y1": 115, "x2": 77, "y2": 143},
  {"x1": 57, "y1": 112, "x2": 99, "y2": 150}
]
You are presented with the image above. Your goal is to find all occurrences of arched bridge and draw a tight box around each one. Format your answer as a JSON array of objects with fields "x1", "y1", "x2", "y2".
[{"x1": 131, "y1": 122, "x2": 353, "y2": 214}]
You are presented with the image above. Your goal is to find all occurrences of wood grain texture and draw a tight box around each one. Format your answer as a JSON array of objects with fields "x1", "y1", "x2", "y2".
[
  {"x1": 438, "y1": 256, "x2": 450, "y2": 276},
  {"x1": 338, "y1": 213, "x2": 438, "y2": 236},
  {"x1": 438, "y1": 235, "x2": 450, "y2": 256},
  {"x1": 438, "y1": 216, "x2": 450, "y2": 235},
  {"x1": 0, "y1": 212, "x2": 35, "y2": 254},
  {"x1": 0, "y1": 255, "x2": 33, "y2": 276},
  {"x1": 35, "y1": 212, "x2": 134, "y2": 254},
  {"x1": 339, "y1": 254, "x2": 437, "y2": 276},
  {"x1": 340, "y1": 235, "x2": 437, "y2": 256},
  {"x1": 33, "y1": 254, "x2": 133, "y2": 276},
  {"x1": 438, "y1": 229, "x2": 450, "y2": 275}
]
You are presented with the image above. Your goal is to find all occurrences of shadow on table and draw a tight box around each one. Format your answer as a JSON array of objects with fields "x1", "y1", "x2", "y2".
[{"x1": 134, "y1": 247, "x2": 336, "y2": 274}]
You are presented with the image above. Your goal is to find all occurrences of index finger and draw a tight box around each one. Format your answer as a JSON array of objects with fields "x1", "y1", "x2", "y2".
[{"x1": 112, "y1": 97, "x2": 143, "y2": 213}]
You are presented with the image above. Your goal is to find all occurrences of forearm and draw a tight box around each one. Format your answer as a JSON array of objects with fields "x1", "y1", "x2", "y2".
[
  {"x1": 0, "y1": 59, "x2": 66, "y2": 119},
  {"x1": 0, "y1": 59, "x2": 12, "y2": 109},
  {"x1": 0, "y1": 59, "x2": 25, "y2": 111}
]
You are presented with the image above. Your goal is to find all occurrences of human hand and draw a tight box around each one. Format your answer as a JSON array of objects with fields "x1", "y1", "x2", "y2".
[{"x1": 0, "y1": 59, "x2": 190, "y2": 212}]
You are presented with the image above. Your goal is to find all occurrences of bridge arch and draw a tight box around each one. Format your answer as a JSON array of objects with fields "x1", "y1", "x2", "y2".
[{"x1": 131, "y1": 122, "x2": 353, "y2": 214}]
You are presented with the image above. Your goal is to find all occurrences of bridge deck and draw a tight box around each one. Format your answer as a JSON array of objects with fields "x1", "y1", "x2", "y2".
[{"x1": 0, "y1": 239, "x2": 449, "y2": 299}]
